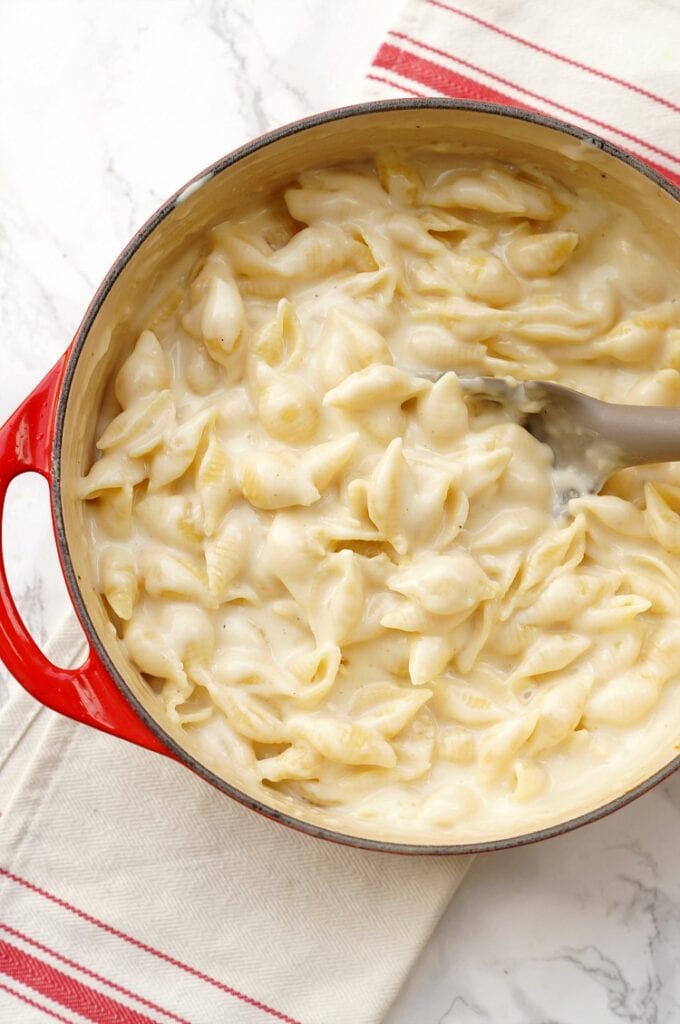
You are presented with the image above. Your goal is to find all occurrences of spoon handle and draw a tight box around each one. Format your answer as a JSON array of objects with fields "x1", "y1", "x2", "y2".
[{"x1": 526, "y1": 382, "x2": 680, "y2": 466}]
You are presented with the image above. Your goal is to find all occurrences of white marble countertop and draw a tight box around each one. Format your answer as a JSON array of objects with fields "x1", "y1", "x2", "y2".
[{"x1": 0, "y1": 2, "x2": 678, "y2": 1022}]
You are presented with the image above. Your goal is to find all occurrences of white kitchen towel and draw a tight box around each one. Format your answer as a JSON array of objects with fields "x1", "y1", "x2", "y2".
[
  {"x1": 363, "y1": 0, "x2": 680, "y2": 188},
  {"x1": 0, "y1": 618, "x2": 471, "y2": 1024}
]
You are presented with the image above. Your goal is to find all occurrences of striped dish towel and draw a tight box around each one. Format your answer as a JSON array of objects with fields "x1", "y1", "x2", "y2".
[
  {"x1": 0, "y1": 620, "x2": 470, "y2": 1024},
  {"x1": 363, "y1": 0, "x2": 680, "y2": 187}
]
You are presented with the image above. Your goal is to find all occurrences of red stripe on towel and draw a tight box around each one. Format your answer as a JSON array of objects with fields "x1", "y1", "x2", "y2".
[
  {"x1": 366, "y1": 72, "x2": 427, "y2": 98},
  {"x1": 386, "y1": 34, "x2": 680, "y2": 168},
  {"x1": 423, "y1": 0, "x2": 680, "y2": 112},
  {"x1": 0, "y1": 979, "x2": 77, "y2": 1024},
  {"x1": 0, "y1": 925, "x2": 193, "y2": 1024},
  {"x1": 0, "y1": 869, "x2": 304, "y2": 1024},
  {"x1": 0, "y1": 939, "x2": 161, "y2": 1023},
  {"x1": 374, "y1": 42, "x2": 533, "y2": 109}
]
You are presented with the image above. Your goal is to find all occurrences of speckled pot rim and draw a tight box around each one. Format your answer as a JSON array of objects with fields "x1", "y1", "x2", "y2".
[{"x1": 52, "y1": 99, "x2": 680, "y2": 855}]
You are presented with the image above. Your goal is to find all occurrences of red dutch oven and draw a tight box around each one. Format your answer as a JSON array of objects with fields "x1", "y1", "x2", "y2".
[{"x1": 1, "y1": 100, "x2": 679, "y2": 854}]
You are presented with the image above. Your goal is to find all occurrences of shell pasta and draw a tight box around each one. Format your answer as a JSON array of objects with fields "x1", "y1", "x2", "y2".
[{"x1": 80, "y1": 148, "x2": 680, "y2": 840}]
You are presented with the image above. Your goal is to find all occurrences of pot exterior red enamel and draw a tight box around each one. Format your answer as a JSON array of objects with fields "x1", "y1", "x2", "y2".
[{"x1": 0, "y1": 355, "x2": 171, "y2": 756}]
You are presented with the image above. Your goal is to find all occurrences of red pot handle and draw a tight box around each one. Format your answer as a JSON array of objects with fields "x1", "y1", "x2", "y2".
[{"x1": 0, "y1": 355, "x2": 172, "y2": 757}]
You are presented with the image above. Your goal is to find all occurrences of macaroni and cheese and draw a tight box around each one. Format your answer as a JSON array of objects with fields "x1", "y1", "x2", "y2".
[{"x1": 79, "y1": 148, "x2": 680, "y2": 839}]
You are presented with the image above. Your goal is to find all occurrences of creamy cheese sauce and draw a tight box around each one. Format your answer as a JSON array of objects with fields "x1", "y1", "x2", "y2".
[{"x1": 79, "y1": 149, "x2": 680, "y2": 840}]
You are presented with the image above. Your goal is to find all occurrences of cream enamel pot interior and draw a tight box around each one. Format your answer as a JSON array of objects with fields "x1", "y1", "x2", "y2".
[{"x1": 1, "y1": 100, "x2": 679, "y2": 855}]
